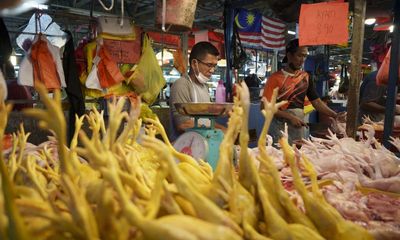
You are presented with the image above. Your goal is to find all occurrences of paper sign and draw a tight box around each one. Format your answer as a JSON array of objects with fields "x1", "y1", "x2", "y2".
[
  {"x1": 103, "y1": 39, "x2": 141, "y2": 64},
  {"x1": 299, "y1": 2, "x2": 349, "y2": 46}
]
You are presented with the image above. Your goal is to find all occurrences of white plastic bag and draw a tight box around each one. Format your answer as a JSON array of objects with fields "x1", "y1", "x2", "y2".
[{"x1": 0, "y1": 69, "x2": 7, "y2": 101}]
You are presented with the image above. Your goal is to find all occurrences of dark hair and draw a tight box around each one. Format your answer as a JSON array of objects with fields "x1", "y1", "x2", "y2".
[
  {"x1": 189, "y1": 41, "x2": 219, "y2": 66},
  {"x1": 286, "y1": 38, "x2": 300, "y2": 55},
  {"x1": 282, "y1": 38, "x2": 300, "y2": 63}
]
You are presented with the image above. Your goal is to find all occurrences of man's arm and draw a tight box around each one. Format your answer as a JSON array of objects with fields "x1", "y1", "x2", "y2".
[
  {"x1": 360, "y1": 101, "x2": 385, "y2": 114},
  {"x1": 311, "y1": 98, "x2": 337, "y2": 118},
  {"x1": 361, "y1": 101, "x2": 400, "y2": 115}
]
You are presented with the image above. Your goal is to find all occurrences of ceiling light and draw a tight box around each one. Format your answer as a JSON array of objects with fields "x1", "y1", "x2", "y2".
[
  {"x1": 24, "y1": 1, "x2": 48, "y2": 10},
  {"x1": 0, "y1": 0, "x2": 48, "y2": 16},
  {"x1": 364, "y1": 18, "x2": 376, "y2": 25},
  {"x1": 287, "y1": 30, "x2": 296, "y2": 35},
  {"x1": 10, "y1": 55, "x2": 17, "y2": 66},
  {"x1": 156, "y1": 50, "x2": 173, "y2": 61}
]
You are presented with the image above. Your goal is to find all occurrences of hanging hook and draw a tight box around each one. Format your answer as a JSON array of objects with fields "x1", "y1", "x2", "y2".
[
  {"x1": 97, "y1": 0, "x2": 115, "y2": 11},
  {"x1": 161, "y1": 0, "x2": 166, "y2": 32},
  {"x1": 120, "y1": 0, "x2": 124, "y2": 27},
  {"x1": 35, "y1": 11, "x2": 43, "y2": 34}
]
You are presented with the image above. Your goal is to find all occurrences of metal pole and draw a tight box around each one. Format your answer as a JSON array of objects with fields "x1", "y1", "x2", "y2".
[
  {"x1": 326, "y1": 45, "x2": 330, "y2": 96},
  {"x1": 255, "y1": 49, "x2": 258, "y2": 75},
  {"x1": 224, "y1": 1, "x2": 234, "y2": 102},
  {"x1": 346, "y1": 0, "x2": 366, "y2": 138},
  {"x1": 266, "y1": 50, "x2": 269, "y2": 77},
  {"x1": 383, "y1": 0, "x2": 400, "y2": 147},
  {"x1": 182, "y1": 32, "x2": 188, "y2": 70}
]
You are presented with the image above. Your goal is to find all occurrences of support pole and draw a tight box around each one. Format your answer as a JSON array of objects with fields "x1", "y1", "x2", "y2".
[
  {"x1": 346, "y1": 0, "x2": 366, "y2": 138},
  {"x1": 383, "y1": 0, "x2": 400, "y2": 147},
  {"x1": 182, "y1": 32, "x2": 188, "y2": 71},
  {"x1": 224, "y1": 1, "x2": 234, "y2": 102},
  {"x1": 255, "y1": 49, "x2": 258, "y2": 75}
]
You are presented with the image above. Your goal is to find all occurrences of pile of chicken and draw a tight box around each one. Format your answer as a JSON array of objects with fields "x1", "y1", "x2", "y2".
[
  {"x1": 0, "y1": 83, "x2": 373, "y2": 240},
  {"x1": 296, "y1": 130, "x2": 400, "y2": 238}
]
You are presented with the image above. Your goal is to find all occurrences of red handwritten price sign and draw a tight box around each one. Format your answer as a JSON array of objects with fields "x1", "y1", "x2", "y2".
[
  {"x1": 103, "y1": 39, "x2": 141, "y2": 64},
  {"x1": 299, "y1": 2, "x2": 349, "y2": 46}
]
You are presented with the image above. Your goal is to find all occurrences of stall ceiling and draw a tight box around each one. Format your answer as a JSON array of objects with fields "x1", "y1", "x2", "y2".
[{"x1": 1, "y1": 0, "x2": 396, "y2": 66}]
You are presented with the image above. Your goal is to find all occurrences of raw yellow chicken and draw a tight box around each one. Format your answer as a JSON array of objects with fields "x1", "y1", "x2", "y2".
[{"x1": 0, "y1": 82, "x2": 377, "y2": 240}]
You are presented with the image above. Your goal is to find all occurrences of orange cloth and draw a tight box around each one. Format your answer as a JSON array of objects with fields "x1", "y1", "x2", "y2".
[
  {"x1": 96, "y1": 45, "x2": 125, "y2": 88},
  {"x1": 30, "y1": 36, "x2": 61, "y2": 90},
  {"x1": 263, "y1": 70, "x2": 309, "y2": 110},
  {"x1": 304, "y1": 96, "x2": 311, "y2": 106},
  {"x1": 173, "y1": 49, "x2": 187, "y2": 75}
]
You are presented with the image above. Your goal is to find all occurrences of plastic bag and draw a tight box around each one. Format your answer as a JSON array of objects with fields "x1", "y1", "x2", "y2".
[
  {"x1": 376, "y1": 47, "x2": 400, "y2": 86},
  {"x1": 0, "y1": 69, "x2": 7, "y2": 101},
  {"x1": 338, "y1": 64, "x2": 349, "y2": 94},
  {"x1": 173, "y1": 49, "x2": 187, "y2": 75},
  {"x1": 131, "y1": 34, "x2": 166, "y2": 104},
  {"x1": 232, "y1": 25, "x2": 247, "y2": 69},
  {"x1": 97, "y1": 16, "x2": 134, "y2": 37}
]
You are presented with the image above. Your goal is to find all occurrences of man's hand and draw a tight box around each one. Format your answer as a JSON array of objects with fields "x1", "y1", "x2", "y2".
[{"x1": 288, "y1": 115, "x2": 307, "y2": 128}]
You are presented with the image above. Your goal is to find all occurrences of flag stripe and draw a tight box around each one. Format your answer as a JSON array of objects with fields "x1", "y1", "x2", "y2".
[
  {"x1": 262, "y1": 29, "x2": 286, "y2": 36},
  {"x1": 263, "y1": 17, "x2": 286, "y2": 29},
  {"x1": 262, "y1": 42, "x2": 286, "y2": 49},
  {"x1": 262, "y1": 35, "x2": 285, "y2": 42},
  {"x1": 237, "y1": 12, "x2": 286, "y2": 50},
  {"x1": 261, "y1": 38, "x2": 285, "y2": 46},
  {"x1": 262, "y1": 25, "x2": 286, "y2": 34}
]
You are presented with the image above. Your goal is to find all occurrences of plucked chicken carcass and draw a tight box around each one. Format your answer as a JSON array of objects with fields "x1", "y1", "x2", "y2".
[{"x1": 281, "y1": 139, "x2": 373, "y2": 240}]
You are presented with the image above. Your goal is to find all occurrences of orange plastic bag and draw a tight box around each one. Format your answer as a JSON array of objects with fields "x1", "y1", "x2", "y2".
[
  {"x1": 173, "y1": 49, "x2": 187, "y2": 75},
  {"x1": 376, "y1": 47, "x2": 400, "y2": 85}
]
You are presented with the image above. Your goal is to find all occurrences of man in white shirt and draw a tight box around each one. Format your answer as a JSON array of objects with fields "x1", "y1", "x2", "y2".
[{"x1": 170, "y1": 41, "x2": 225, "y2": 134}]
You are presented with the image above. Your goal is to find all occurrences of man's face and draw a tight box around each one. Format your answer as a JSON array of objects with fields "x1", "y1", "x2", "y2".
[
  {"x1": 287, "y1": 46, "x2": 308, "y2": 71},
  {"x1": 193, "y1": 53, "x2": 219, "y2": 79}
]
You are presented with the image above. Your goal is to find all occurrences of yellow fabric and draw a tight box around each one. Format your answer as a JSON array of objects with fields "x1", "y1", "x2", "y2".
[
  {"x1": 80, "y1": 36, "x2": 139, "y2": 99},
  {"x1": 80, "y1": 70, "x2": 136, "y2": 98},
  {"x1": 120, "y1": 63, "x2": 135, "y2": 76},
  {"x1": 98, "y1": 32, "x2": 136, "y2": 41},
  {"x1": 304, "y1": 104, "x2": 315, "y2": 115},
  {"x1": 84, "y1": 41, "x2": 97, "y2": 73},
  {"x1": 107, "y1": 82, "x2": 135, "y2": 96}
]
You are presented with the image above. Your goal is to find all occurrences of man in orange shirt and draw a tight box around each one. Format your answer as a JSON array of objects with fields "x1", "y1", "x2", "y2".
[{"x1": 262, "y1": 39, "x2": 337, "y2": 144}]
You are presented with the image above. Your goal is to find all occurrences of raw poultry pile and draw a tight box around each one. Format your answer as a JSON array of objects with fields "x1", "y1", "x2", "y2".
[
  {"x1": 298, "y1": 132, "x2": 400, "y2": 238},
  {"x1": 249, "y1": 115, "x2": 400, "y2": 238},
  {"x1": 301, "y1": 131, "x2": 400, "y2": 194},
  {"x1": 0, "y1": 83, "x2": 376, "y2": 239}
]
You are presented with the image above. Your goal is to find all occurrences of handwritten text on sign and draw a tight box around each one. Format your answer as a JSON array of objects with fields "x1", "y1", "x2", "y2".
[
  {"x1": 299, "y1": 2, "x2": 349, "y2": 46},
  {"x1": 103, "y1": 39, "x2": 141, "y2": 64}
]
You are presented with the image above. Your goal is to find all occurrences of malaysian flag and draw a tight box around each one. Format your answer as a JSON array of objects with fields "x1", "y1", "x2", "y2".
[{"x1": 235, "y1": 9, "x2": 286, "y2": 50}]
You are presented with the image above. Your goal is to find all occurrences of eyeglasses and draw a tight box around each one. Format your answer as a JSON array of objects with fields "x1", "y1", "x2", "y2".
[{"x1": 196, "y1": 59, "x2": 218, "y2": 70}]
